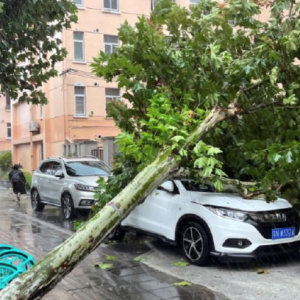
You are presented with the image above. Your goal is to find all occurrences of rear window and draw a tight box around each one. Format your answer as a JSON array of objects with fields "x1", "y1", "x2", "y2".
[
  {"x1": 64, "y1": 161, "x2": 110, "y2": 177},
  {"x1": 181, "y1": 181, "x2": 215, "y2": 192}
]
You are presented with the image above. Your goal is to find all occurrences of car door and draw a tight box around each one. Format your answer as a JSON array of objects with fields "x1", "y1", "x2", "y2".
[
  {"x1": 48, "y1": 161, "x2": 64, "y2": 205},
  {"x1": 38, "y1": 161, "x2": 54, "y2": 202},
  {"x1": 122, "y1": 181, "x2": 181, "y2": 240}
]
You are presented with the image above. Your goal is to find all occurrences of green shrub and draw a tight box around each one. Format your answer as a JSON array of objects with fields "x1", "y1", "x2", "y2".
[
  {"x1": 0, "y1": 151, "x2": 12, "y2": 172},
  {"x1": 22, "y1": 170, "x2": 32, "y2": 190}
]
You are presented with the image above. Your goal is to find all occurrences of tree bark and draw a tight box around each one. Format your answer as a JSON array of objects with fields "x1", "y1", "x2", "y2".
[{"x1": 0, "y1": 105, "x2": 236, "y2": 300}]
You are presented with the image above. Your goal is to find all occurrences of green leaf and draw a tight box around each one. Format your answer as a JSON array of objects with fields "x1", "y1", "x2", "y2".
[
  {"x1": 106, "y1": 255, "x2": 116, "y2": 261},
  {"x1": 179, "y1": 149, "x2": 188, "y2": 157},
  {"x1": 96, "y1": 263, "x2": 113, "y2": 270},
  {"x1": 171, "y1": 136, "x2": 185, "y2": 143},
  {"x1": 133, "y1": 257, "x2": 145, "y2": 262},
  {"x1": 207, "y1": 147, "x2": 223, "y2": 156},
  {"x1": 173, "y1": 281, "x2": 192, "y2": 287},
  {"x1": 171, "y1": 261, "x2": 189, "y2": 267}
]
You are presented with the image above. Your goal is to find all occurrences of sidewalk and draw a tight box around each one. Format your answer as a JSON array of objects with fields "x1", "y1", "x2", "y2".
[{"x1": 0, "y1": 188, "x2": 228, "y2": 300}]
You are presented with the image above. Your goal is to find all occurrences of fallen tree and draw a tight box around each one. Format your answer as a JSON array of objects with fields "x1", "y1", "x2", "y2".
[
  {"x1": 0, "y1": 105, "x2": 240, "y2": 299},
  {"x1": 2, "y1": 0, "x2": 300, "y2": 298}
]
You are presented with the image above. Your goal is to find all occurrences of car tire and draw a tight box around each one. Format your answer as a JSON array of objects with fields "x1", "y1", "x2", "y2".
[
  {"x1": 180, "y1": 221, "x2": 210, "y2": 266},
  {"x1": 62, "y1": 194, "x2": 76, "y2": 220},
  {"x1": 107, "y1": 226, "x2": 125, "y2": 241},
  {"x1": 31, "y1": 189, "x2": 45, "y2": 212}
]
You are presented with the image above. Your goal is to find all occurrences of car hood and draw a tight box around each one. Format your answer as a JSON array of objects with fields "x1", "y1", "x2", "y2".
[
  {"x1": 192, "y1": 192, "x2": 291, "y2": 212},
  {"x1": 74, "y1": 176, "x2": 108, "y2": 187}
]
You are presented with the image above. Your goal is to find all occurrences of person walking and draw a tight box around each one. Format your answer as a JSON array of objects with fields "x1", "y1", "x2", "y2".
[{"x1": 9, "y1": 164, "x2": 26, "y2": 203}]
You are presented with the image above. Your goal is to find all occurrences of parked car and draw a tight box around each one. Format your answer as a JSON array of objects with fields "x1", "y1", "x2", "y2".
[
  {"x1": 30, "y1": 157, "x2": 111, "y2": 219},
  {"x1": 111, "y1": 179, "x2": 300, "y2": 266}
]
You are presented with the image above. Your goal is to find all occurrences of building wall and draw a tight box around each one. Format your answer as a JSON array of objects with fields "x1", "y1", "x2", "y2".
[
  {"x1": 0, "y1": 95, "x2": 12, "y2": 152},
  {"x1": 10, "y1": 0, "x2": 271, "y2": 171}
]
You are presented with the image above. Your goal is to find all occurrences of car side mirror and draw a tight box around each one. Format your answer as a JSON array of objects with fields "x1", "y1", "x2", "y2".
[
  {"x1": 54, "y1": 170, "x2": 64, "y2": 178},
  {"x1": 159, "y1": 181, "x2": 174, "y2": 193}
]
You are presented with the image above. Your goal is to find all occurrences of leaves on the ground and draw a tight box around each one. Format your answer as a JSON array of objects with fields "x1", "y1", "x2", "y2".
[
  {"x1": 133, "y1": 257, "x2": 145, "y2": 262},
  {"x1": 171, "y1": 261, "x2": 189, "y2": 267},
  {"x1": 95, "y1": 263, "x2": 113, "y2": 270},
  {"x1": 106, "y1": 255, "x2": 116, "y2": 261},
  {"x1": 256, "y1": 269, "x2": 270, "y2": 275},
  {"x1": 173, "y1": 281, "x2": 192, "y2": 287}
]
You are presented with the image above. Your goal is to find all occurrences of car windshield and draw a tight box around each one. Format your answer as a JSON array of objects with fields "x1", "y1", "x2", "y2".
[
  {"x1": 181, "y1": 180, "x2": 215, "y2": 192},
  {"x1": 64, "y1": 161, "x2": 111, "y2": 177}
]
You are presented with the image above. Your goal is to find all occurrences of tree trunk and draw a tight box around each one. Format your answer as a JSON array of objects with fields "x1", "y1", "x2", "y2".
[{"x1": 0, "y1": 105, "x2": 235, "y2": 300}]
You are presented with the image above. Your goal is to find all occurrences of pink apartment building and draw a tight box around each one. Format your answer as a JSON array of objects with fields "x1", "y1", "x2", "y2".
[
  {"x1": 9, "y1": 0, "x2": 196, "y2": 172},
  {"x1": 0, "y1": 94, "x2": 11, "y2": 153}
]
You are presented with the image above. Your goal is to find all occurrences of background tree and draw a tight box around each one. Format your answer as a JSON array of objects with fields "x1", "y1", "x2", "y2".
[
  {"x1": 0, "y1": 0, "x2": 77, "y2": 103},
  {"x1": 2, "y1": 0, "x2": 300, "y2": 298},
  {"x1": 93, "y1": 0, "x2": 300, "y2": 207}
]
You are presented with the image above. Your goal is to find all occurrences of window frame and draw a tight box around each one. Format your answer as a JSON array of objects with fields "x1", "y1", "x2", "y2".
[
  {"x1": 105, "y1": 88, "x2": 120, "y2": 115},
  {"x1": 190, "y1": 0, "x2": 200, "y2": 5},
  {"x1": 103, "y1": 0, "x2": 119, "y2": 12},
  {"x1": 73, "y1": 0, "x2": 84, "y2": 7},
  {"x1": 104, "y1": 35, "x2": 119, "y2": 55},
  {"x1": 73, "y1": 31, "x2": 85, "y2": 62},
  {"x1": 5, "y1": 94, "x2": 11, "y2": 111},
  {"x1": 6, "y1": 123, "x2": 11, "y2": 139},
  {"x1": 74, "y1": 86, "x2": 86, "y2": 117}
]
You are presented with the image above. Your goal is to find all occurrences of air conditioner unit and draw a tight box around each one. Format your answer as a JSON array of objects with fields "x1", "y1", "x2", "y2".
[{"x1": 29, "y1": 121, "x2": 40, "y2": 132}]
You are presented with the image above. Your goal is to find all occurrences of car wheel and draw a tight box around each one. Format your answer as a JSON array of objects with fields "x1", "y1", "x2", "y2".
[
  {"x1": 181, "y1": 222, "x2": 210, "y2": 266},
  {"x1": 62, "y1": 194, "x2": 75, "y2": 220},
  {"x1": 31, "y1": 189, "x2": 45, "y2": 212},
  {"x1": 107, "y1": 226, "x2": 125, "y2": 241}
]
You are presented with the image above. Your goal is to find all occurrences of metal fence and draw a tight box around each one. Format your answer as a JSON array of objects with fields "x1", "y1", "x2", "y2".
[{"x1": 91, "y1": 149, "x2": 104, "y2": 161}]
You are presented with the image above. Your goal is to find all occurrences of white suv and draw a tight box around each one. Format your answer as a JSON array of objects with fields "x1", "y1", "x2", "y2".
[
  {"x1": 30, "y1": 157, "x2": 111, "y2": 219},
  {"x1": 113, "y1": 179, "x2": 300, "y2": 265}
]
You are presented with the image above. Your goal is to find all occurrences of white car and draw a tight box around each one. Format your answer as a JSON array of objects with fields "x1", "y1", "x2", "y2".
[
  {"x1": 31, "y1": 157, "x2": 111, "y2": 220},
  {"x1": 112, "y1": 179, "x2": 300, "y2": 265}
]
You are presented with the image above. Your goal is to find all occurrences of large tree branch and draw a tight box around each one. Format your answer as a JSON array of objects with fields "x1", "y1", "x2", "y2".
[{"x1": 0, "y1": 104, "x2": 241, "y2": 300}]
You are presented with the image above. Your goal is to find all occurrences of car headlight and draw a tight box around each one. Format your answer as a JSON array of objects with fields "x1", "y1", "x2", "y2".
[
  {"x1": 74, "y1": 184, "x2": 97, "y2": 192},
  {"x1": 206, "y1": 206, "x2": 248, "y2": 222}
]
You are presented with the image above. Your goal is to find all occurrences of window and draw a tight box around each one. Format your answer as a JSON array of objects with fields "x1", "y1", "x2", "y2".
[
  {"x1": 104, "y1": 35, "x2": 119, "y2": 55},
  {"x1": 103, "y1": 0, "x2": 119, "y2": 11},
  {"x1": 40, "y1": 104, "x2": 43, "y2": 119},
  {"x1": 190, "y1": 0, "x2": 200, "y2": 4},
  {"x1": 105, "y1": 88, "x2": 120, "y2": 114},
  {"x1": 73, "y1": 0, "x2": 83, "y2": 7},
  {"x1": 181, "y1": 180, "x2": 216, "y2": 192},
  {"x1": 152, "y1": 0, "x2": 175, "y2": 10},
  {"x1": 6, "y1": 123, "x2": 11, "y2": 139},
  {"x1": 52, "y1": 162, "x2": 62, "y2": 175},
  {"x1": 5, "y1": 94, "x2": 11, "y2": 110},
  {"x1": 40, "y1": 162, "x2": 53, "y2": 175},
  {"x1": 73, "y1": 32, "x2": 84, "y2": 62},
  {"x1": 151, "y1": 0, "x2": 159, "y2": 10},
  {"x1": 75, "y1": 86, "x2": 86, "y2": 116}
]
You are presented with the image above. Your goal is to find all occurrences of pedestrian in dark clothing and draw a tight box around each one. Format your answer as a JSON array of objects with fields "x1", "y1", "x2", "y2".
[{"x1": 9, "y1": 164, "x2": 26, "y2": 203}]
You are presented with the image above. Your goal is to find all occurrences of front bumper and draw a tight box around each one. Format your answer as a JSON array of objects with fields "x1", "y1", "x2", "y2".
[
  {"x1": 70, "y1": 189, "x2": 96, "y2": 209},
  {"x1": 207, "y1": 209, "x2": 300, "y2": 260},
  {"x1": 211, "y1": 241, "x2": 300, "y2": 262}
]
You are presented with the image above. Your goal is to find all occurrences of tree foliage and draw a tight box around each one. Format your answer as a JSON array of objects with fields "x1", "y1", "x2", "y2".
[
  {"x1": 92, "y1": 0, "x2": 300, "y2": 207},
  {"x1": 0, "y1": 0, "x2": 77, "y2": 103}
]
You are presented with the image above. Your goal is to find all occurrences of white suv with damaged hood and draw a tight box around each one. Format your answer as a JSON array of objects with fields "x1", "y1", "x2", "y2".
[
  {"x1": 30, "y1": 157, "x2": 111, "y2": 219},
  {"x1": 115, "y1": 179, "x2": 300, "y2": 265}
]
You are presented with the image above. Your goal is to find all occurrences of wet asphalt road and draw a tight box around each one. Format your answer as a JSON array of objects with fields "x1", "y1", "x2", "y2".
[{"x1": 0, "y1": 187, "x2": 228, "y2": 300}]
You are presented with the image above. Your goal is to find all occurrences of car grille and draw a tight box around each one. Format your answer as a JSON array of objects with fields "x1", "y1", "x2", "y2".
[{"x1": 247, "y1": 208, "x2": 300, "y2": 240}]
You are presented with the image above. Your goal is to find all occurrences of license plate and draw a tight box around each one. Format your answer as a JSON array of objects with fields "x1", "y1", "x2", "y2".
[{"x1": 272, "y1": 227, "x2": 295, "y2": 240}]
